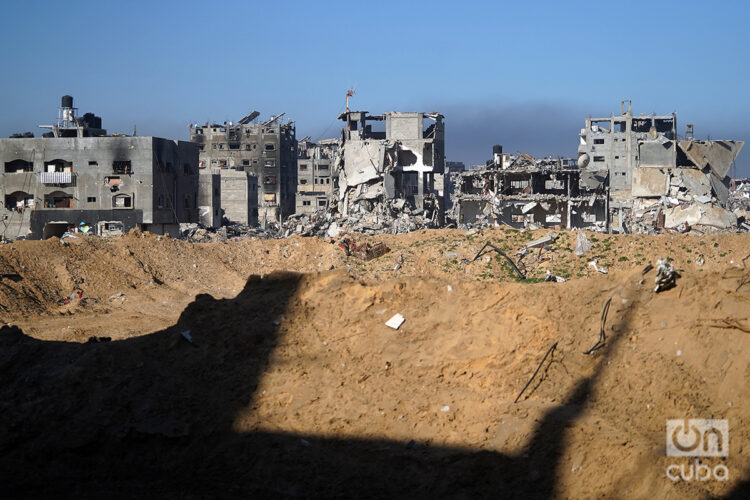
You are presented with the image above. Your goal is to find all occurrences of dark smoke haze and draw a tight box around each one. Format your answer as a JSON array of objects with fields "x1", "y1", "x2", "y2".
[
  {"x1": 439, "y1": 101, "x2": 584, "y2": 168},
  {"x1": 435, "y1": 101, "x2": 749, "y2": 176}
]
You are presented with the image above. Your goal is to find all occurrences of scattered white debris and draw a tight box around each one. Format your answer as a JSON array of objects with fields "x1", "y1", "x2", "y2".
[
  {"x1": 654, "y1": 257, "x2": 678, "y2": 292},
  {"x1": 326, "y1": 222, "x2": 340, "y2": 239},
  {"x1": 676, "y1": 349, "x2": 683, "y2": 357},
  {"x1": 588, "y1": 259, "x2": 609, "y2": 274},
  {"x1": 545, "y1": 270, "x2": 566, "y2": 282},
  {"x1": 447, "y1": 285, "x2": 453, "y2": 292},
  {"x1": 440, "y1": 405, "x2": 451, "y2": 412},
  {"x1": 385, "y1": 313, "x2": 405, "y2": 330}
]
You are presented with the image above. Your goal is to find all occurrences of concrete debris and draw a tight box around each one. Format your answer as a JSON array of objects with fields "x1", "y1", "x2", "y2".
[
  {"x1": 588, "y1": 259, "x2": 608, "y2": 274},
  {"x1": 654, "y1": 258, "x2": 679, "y2": 293},
  {"x1": 337, "y1": 238, "x2": 390, "y2": 261},
  {"x1": 449, "y1": 150, "x2": 607, "y2": 231},
  {"x1": 3, "y1": 98, "x2": 749, "y2": 242},
  {"x1": 580, "y1": 101, "x2": 744, "y2": 235},
  {"x1": 663, "y1": 204, "x2": 736, "y2": 230},
  {"x1": 679, "y1": 139, "x2": 744, "y2": 179},
  {"x1": 574, "y1": 232, "x2": 592, "y2": 255},
  {"x1": 179, "y1": 222, "x2": 281, "y2": 242},
  {"x1": 282, "y1": 195, "x2": 439, "y2": 237},
  {"x1": 393, "y1": 254, "x2": 404, "y2": 271},
  {"x1": 545, "y1": 270, "x2": 566, "y2": 282},
  {"x1": 524, "y1": 231, "x2": 558, "y2": 250},
  {"x1": 326, "y1": 222, "x2": 340, "y2": 239},
  {"x1": 386, "y1": 314, "x2": 405, "y2": 330},
  {"x1": 292, "y1": 110, "x2": 448, "y2": 237}
]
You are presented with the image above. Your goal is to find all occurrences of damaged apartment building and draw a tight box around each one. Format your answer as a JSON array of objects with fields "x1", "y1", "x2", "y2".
[
  {"x1": 451, "y1": 145, "x2": 607, "y2": 230},
  {"x1": 577, "y1": 100, "x2": 744, "y2": 233},
  {"x1": 331, "y1": 110, "x2": 446, "y2": 230},
  {"x1": 189, "y1": 111, "x2": 295, "y2": 227},
  {"x1": 1, "y1": 96, "x2": 199, "y2": 240},
  {"x1": 295, "y1": 138, "x2": 336, "y2": 215}
]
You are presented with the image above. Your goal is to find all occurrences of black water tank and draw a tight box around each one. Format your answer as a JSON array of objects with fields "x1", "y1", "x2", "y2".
[
  {"x1": 493, "y1": 144, "x2": 503, "y2": 155},
  {"x1": 61, "y1": 95, "x2": 74, "y2": 108}
]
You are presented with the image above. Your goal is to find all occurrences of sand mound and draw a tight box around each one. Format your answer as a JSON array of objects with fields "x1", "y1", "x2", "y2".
[{"x1": 0, "y1": 230, "x2": 749, "y2": 497}]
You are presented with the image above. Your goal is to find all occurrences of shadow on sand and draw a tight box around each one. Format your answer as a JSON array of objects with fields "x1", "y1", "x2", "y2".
[{"x1": 0, "y1": 271, "x2": 743, "y2": 498}]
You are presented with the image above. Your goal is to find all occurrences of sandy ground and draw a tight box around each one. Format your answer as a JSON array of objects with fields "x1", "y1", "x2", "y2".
[{"x1": 0, "y1": 228, "x2": 749, "y2": 498}]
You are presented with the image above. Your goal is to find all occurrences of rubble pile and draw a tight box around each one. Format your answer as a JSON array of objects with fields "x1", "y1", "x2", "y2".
[
  {"x1": 620, "y1": 156, "x2": 744, "y2": 235},
  {"x1": 282, "y1": 197, "x2": 439, "y2": 238},
  {"x1": 179, "y1": 223, "x2": 277, "y2": 242},
  {"x1": 322, "y1": 110, "x2": 446, "y2": 236},
  {"x1": 729, "y1": 178, "x2": 750, "y2": 231},
  {"x1": 449, "y1": 152, "x2": 607, "y2": 232}
]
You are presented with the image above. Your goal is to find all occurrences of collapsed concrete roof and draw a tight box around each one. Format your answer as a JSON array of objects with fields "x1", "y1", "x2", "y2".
[{"x1": 678, "y1": 139, "x2": 744, "y2": 178}]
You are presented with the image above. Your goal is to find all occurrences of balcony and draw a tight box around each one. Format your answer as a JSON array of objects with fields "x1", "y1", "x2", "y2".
[{"x1": 40, "y1": 171, "x2": 75, "y2": 185}]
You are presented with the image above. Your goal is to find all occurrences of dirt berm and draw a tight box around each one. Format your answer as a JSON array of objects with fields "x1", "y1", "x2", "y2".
[{"x1": 0, "y1": 229, "x2": 749, "y2": 498}]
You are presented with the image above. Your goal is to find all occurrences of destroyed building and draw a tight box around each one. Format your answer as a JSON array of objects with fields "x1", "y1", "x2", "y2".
[
  {"x1": 198, "y1": 173, "x2": 221, "y2": 228},
  {"x1": 577, "y1": 100, "x2": 744, "y2": 233},
  {"x1": 280, "y1": 109, "x2": 447, "y2": 237},
  {"x1": 189, "y1": 112, "x2": 296, "y2": 227},
  {"x1": 295, "y1": 138, "x2": 336, "y2": 215},
  {"x1": 333, "y1": 110, "x2": 445, "y2": 224},
  {"x1": 730, "y1": 178, "x2": 750, "y2": 231},
  {"x1": 0, "y1": 96, "x2": 199, "y2": 239},
  {"x1": 450, "y1": 145, "x2": 607, "y2": 230},
  {"x1": 437, "y1": 161, "x2": 465, "y2": 210}
]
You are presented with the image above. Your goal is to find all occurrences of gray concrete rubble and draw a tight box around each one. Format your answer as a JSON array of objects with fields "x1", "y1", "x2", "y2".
[
  {"x1": 574, "y1": 232, "x2": 592, "y2": 255},
  {"x1": 578, "y1": 100, "x2": 745, "y2": 234},
  {"x1": 179, "y1": 222, "x2": 275, "y2": 242},
  {"x1": 653, "y1": 257, "x2": 679, "y2": 293},
  {"x1": 729, "y1": 178, "x2": 750, "y2": 230},
  {"x1": 524, "y1": 231, "x2": 558, "y2": 249},
  {"x1": 281, "y1": 199, "x2": 438, "y2": 237},
  {"x1": 284, "y1": 109, "x2": 447, "y2": 237},
  {"x1": 449, "y1": 146, "x2": 607, "y2": 231}
]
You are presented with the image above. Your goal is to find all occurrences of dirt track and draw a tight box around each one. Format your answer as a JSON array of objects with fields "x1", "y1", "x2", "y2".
[{"x1": 1, "y1": 229, "x2": 749, "y2": 498}]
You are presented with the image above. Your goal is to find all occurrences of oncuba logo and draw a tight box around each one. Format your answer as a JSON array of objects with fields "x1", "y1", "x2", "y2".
[{"x1": 666, "y1": 419, "x2": 728, "y2": 482}]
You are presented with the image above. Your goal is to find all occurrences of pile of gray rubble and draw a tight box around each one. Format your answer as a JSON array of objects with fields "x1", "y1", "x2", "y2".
[{"x1": 282, "y1": 197, "x2": 439, "y2": 238}]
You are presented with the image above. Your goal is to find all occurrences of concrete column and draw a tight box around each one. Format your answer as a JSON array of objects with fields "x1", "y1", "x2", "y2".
[
  {"x1": 417, "y1": 170, "x2": 425, "y2": 209},
  {"x1": 566, "y1": 173, "x2": 572, "y2": 230}
]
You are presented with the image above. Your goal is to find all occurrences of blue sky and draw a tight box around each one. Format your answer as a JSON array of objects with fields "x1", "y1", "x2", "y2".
[{"x1": 2, "y1": 0, "x2": 748, "y2": 174}]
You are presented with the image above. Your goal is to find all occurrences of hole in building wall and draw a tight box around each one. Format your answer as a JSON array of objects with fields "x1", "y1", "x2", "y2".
[{"x1": 397, "y1": 149, "x2": 418, "y2": 167}]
